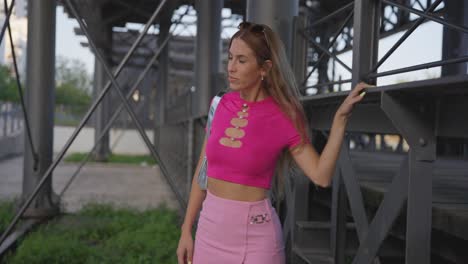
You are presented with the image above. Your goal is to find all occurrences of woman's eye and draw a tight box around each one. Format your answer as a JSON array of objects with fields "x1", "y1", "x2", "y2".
[
  {"x1": 239, "y1": 60, "x2": 246, "y2": 63},
  {"x1": 228, "y1": 56, "x2": 233, "y2": 60}
]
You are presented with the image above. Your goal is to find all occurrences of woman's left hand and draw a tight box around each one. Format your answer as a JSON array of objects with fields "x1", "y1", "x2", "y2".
[{"x1": 335, "y1": 82, "x2": 373, "y2": 120}]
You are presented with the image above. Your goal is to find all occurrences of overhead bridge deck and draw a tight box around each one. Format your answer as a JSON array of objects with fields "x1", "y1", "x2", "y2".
[
  {"x1": 302, "y1": 75, "x2": 468, "y2": 139},
  {"x1": 351, "y1": 150, "x2": 468, "y2": 239}
]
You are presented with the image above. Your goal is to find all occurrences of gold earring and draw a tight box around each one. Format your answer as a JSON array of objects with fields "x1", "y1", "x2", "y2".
[{"x1": 261, "y1": 75, "x2": 264, "y2": 81}]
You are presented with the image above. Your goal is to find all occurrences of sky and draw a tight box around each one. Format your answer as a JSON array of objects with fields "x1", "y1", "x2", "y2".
[
  {"x1": 55, "y1": 5, "x2": 444, "y2": 88},
  {"x1": 330, "y1": 21, "x2": 442, "y2": 91},
  {"x1": 56, "y1": 6, "x2": 95, "y2": 75}
]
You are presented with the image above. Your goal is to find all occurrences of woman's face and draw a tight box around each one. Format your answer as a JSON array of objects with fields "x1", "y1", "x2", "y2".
[{"x1": 227, "y1": 38, "x2": 264, "y2": 92}]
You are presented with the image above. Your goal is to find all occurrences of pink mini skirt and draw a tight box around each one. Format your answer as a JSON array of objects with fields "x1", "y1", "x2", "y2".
[{"x1": 193, "y1": 190, "x2": 285, "y2": 264}]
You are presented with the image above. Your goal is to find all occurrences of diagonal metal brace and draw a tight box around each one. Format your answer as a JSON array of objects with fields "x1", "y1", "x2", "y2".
[
  {"x1": 58, "y1": 36, "x2": 169, "y2": 199},
  {"x1": 338, "y1": 143, "x2": 370, "y2": 241},
  {"x1": 381, "y1": 92, "x2": 436, "y2": 161},
  {"x1": 352, "y1": 157, "x2": 409, "y2": 264},
  {"x1": 64, "y1": 0, "x2": 185, "y2": 207},
  {"x1": 381, "y1": 91, "x2": 435, "y2": 264}
]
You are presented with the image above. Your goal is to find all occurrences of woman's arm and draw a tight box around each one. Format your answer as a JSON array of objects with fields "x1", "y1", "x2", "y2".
[
  {"x1": 291, "y1": 82, "x2": 371, "y2": 187},
  {"x1": 180, "y1": 136, "x2": 208, "y2": 235}
]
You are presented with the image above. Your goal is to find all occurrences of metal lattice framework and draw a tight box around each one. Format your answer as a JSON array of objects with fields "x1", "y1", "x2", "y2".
[{"x1": 289, "y1": 0, "x2": 468, "y2": 263}]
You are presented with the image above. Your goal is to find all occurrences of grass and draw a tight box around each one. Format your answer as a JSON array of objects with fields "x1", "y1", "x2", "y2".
[
  {"x1": 3, "y1": 203, "x2": 181, "y2": 263},
  {"x1": 0, "y1": 200, "x2": 15, "y2": 232},
  {"x1": 54, "y1": 118, "x2": 81, "y2": 127},
  {"x1": 64, "y1": 153, "x2": 157, "y2": 166}
]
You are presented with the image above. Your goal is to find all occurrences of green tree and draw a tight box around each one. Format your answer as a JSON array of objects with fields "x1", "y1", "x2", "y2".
[
  {"x1": 0, "y1": 65, "x2": 19, "y2": 102},
  {"x1": 56, "y1": 56, "x2": 92, "y2": 93},
  {"x1": 55, "y1": 56, "x2": 92, "y2": 119},
  {"x1": 56, "y1": 82, "x2": 91, "y2": 108}
]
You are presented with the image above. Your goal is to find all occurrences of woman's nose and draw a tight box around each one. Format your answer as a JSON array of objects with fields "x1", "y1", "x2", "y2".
[{"x1": 228, "y1": 61, "x2": 236, "y2": 72}]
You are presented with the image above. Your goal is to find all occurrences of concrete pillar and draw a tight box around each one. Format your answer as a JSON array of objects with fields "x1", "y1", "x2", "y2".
[
  {"x1": 22, "y1": 0, "x2": 59, "y2": 217},
  {"x1": 192, "y1": 0, "x2": 223, "y2": 118},
  {"x1": 93, "y1": 22, "x2": 112, "y2": 161},
  {"x1": 246, "y1": 0, "x2": 299, "y2": 58}
]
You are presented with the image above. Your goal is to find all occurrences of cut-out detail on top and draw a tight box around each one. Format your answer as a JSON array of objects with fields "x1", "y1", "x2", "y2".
[
  {"x1": 230, "y1": 118, "x2": 248, "y2": 128},
  {"x1": 219, "y1": 137, "x2": 242, "y2": 148},
  {"x1": 225, "y1": 127, "x2": 245, "y2": 138},
  {"x1": 205, "y1": 91, "x2": 304, "y2": 189}
]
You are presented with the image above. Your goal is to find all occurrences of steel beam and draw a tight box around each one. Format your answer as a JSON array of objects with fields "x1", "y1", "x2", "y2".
[
  {"x1": 192, "y1": 0, "x2": 223, "y2": 118},
  {"x1": 22, "y1": 0, "x2": 58, "y2": 217},
  {"x1": 440, "y1": 0, "x2": 468, "y2": 157},
  {"x1": 93, "y1": 29, "x2": 112, "y2": 161},
  {"x1": 59, "y1": 37, "x2": 170, "y2": 199},
  {"x1": 153, "y1": 16, "x2": 170, "y2": 149},
  {"x1": 368, "y1": 56, "x2": 468, "y2": 79},
  {"x1": 246, "y1": 0, "x2": 298, "y2": 58},
  {"x1": 292, "y1": 7, "x2": 307, "y2": 93},
  {"x1": 338, "y1": 141, "x2": 374, "y2": 261},
  {"x1": 308, "y1": 2, "x2": 354, "y2": 29},
  {"x1": 64, "y1": 0, "x2": 186, "y2": 207},
  {"x1": 441, "y1": 0, "x2": 468, "y2": 76},
  {"x1": 352, "y1": 158, "x2": 409, "y2": 264},
  {"x1": 381, "y1": 92, "x2": 436, "y2": 264},
  {"x1": 303, "y1": 75, "x2": 468, "y2": 138},
  {"x1": 81, "y1": 2, "x2": 114, "y2": 162},
  {"x1": 331, "y1": 170, "x2": 347, "y2": 264},
  {"x1": 352, "y1": 0, "x2": 380, "y2": 85},
  {"x1": 3, "y1": 0, "x2": 37, "y2": 167}
]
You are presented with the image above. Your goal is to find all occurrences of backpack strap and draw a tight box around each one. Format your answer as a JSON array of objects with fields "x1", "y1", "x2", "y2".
[{"x1": 206, "y1": 91, "x2": 226, "y2": 137}]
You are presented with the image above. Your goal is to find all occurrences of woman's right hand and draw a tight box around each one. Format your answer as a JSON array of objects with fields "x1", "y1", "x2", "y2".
[{"x1": 176, "y1": 231, "x2": 194, "y2": 264}]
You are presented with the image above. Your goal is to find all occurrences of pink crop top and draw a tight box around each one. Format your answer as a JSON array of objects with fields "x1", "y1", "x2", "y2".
[{"x1": 205, "y1": 91, "x2": 303, "y2": 189}]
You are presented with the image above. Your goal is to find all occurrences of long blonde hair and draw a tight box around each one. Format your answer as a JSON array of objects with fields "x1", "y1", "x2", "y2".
[{"x1": 230, "y1": 22, "x2": 309, "y2": 199}]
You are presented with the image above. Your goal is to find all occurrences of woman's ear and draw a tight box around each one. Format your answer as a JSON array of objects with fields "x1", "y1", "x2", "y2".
[{"x1": 261, "y1": 60, "x2": 273, "y2": 76}]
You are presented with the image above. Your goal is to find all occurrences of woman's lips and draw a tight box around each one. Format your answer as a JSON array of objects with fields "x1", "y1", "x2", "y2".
[{"x1": 228, "y1": 76, "x2": 238, "y2": 82}]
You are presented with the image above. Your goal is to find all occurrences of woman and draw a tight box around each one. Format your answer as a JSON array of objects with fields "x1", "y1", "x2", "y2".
[{"x1": 177, "y1": 22, "x2": 370, "y2": 264}]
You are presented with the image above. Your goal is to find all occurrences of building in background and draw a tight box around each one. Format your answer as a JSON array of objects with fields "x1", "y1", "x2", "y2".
[{"x1": 0, "y1": 0, "x2": 28, "y2": 80}]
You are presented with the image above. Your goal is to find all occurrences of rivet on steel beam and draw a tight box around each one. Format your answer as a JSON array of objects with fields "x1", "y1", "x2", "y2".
[{"x1": 419, "y1": 138, "x2": 427, "y2": 147}]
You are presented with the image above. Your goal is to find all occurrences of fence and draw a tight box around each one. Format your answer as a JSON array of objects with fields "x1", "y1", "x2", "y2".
[{"x1": 0, "y1": 102, "x2": 24, "y2": 159}]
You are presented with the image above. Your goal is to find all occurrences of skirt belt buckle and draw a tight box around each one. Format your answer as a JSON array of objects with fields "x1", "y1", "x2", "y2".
[{"x1": 250, "y1": 213, "x2": 270, "y2": 224}]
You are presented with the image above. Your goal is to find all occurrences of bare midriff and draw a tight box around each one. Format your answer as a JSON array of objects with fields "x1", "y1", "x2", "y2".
[{"x1": 207, "y1": 177, "x2": 268, "y2": 202}]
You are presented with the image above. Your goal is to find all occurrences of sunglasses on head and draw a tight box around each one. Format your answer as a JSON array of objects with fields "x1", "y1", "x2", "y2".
[
  {"x1": 238, "y1": 21, "x2": 271, "y2": 56},
  {"x1": 238, "y1": 21, "x2": 266, "y2": 33}
]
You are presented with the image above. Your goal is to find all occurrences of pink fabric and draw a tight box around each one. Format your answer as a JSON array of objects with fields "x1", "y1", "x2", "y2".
[
  {"x1": 193, "y1": 191, "x2": 285, "y2": 264},
  {"x1": 205, "y1": 91, "x2": 302, "y2": 189}
]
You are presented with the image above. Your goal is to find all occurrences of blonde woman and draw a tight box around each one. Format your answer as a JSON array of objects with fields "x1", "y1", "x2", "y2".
[{"x1": 177, "y1": 21, "x2": 370, "y2": 264}]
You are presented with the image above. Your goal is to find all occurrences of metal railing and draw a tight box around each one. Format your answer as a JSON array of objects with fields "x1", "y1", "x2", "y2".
[{"x1": 0, "y1": 102, "x2": 23, "y2": 138}]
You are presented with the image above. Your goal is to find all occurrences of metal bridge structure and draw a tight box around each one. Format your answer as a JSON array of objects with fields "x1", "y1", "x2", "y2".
[{"x1": 0, "y1": 0, "x2": 467, "y2": 263}]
